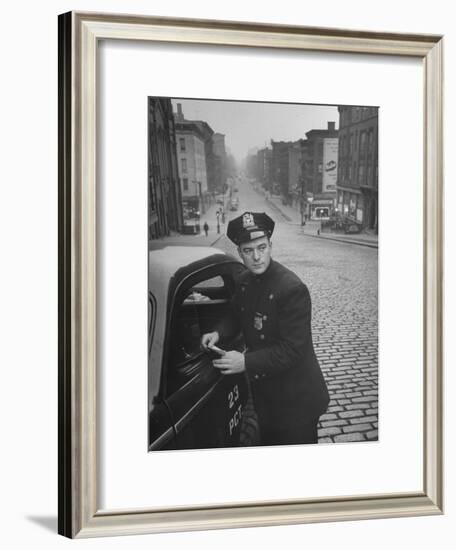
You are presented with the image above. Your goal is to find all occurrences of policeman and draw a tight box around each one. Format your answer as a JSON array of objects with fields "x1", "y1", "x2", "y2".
[{"x1": 201, "y1": 211, "x2": 329, "y2": 445}]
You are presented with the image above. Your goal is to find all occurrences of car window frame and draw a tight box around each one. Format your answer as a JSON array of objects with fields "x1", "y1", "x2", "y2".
[
  {"x1": 148, "y1": 291, "x2": 157, "y2": 357},
  {"x1": 161, "y1": 259, "x2": 245, "y2": 399}
]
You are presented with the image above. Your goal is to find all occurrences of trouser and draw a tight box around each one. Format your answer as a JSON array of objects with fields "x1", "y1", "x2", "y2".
[
  {"x1": 253, "y1": 396, "x2": 320, "y2": 445},
  {"x1": 259, "y1": 416, "x2": 319, "y2": 446}
]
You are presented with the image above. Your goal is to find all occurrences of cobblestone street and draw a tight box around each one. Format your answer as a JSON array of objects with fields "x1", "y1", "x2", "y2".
[{"x1": 213, "y1": 183, "x2": 378, "y2": 444}]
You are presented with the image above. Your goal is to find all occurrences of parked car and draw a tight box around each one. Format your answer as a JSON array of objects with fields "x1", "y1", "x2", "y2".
[{"x1": 148, "y1": 246, "x2": 259, "y2": 451}]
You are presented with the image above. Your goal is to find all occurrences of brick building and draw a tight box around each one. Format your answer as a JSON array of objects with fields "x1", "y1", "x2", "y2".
[
  {"x1": 271, "y1": 140, "x2": 295, "y2": 201},
  {"x1": 148, "y1": 97, "x2": 183, "y2": 240},
  {"x1": 336, "y1": 106, "x2": 378, "y2": 232},
  {"x1": 212, "y1": 133, "x2": 227, "y2": 193},
  {"x1": 257, "y1": 147, "x2": 273, "y2": 192},
  {"x1": 304, "y1": 122, "x2": 338, "y2": 219}
]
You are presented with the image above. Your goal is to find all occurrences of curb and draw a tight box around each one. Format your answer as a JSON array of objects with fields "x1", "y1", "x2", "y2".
[
  {"x1": 264, "y1": 196, "x2": 293, "y2": 222},
  {"x1": 210, "y1": 234, "x2": 224, "y2": 247},
  {"x1": 303, "y1": 233, "x2": 378, "y2": 249}
]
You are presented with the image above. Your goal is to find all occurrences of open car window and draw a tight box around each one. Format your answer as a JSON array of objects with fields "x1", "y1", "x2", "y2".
[{"x1": 165, "y1": 267, "x2": 239, "y2": 396}]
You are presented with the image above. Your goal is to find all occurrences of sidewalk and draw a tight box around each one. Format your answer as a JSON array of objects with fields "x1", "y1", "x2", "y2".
[
  {"x1": 149, "y1": 199, "x2": 226, "y2": 250},
  {"x1": 148, "y1": 230, "x2": 224, "y2": 249},
  {"x1": 262, "y1": 191, "x2": 378, "y2": 249}
]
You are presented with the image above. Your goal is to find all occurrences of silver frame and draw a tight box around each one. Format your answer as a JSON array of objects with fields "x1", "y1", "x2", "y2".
[{"x1": 58, "y1": 11, "x2": 444, "y2": 538}]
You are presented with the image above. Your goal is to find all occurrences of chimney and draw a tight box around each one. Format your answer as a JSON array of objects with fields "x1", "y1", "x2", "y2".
[
  {"x1": 328, "y1": 121, "x2": 335, "y2": 131},
  {"x1": 176, "y1": 103, "x2": 184, "y2": 122}
]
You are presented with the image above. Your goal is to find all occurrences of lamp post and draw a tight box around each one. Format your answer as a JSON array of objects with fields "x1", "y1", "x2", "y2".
[
  {"x1": 192, "y1": 180, "x2": 201, "y2": 234},
  {"x1": 308, "y1": 196, "x2": 313, "y2": 224}
]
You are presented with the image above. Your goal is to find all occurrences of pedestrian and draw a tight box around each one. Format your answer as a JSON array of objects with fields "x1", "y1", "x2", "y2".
[
  {"x1": 201, "y1": 211, "x2": 329, "y2": 446},
  {"x1": 203, "y1": 221, "x2": 209, "y2": 237}
]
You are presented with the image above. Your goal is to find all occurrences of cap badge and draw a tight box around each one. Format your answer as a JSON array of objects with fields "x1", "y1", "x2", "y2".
[
  {"x1": 254, "y1": 312, "x2": 263, "y2": 331},
  {"x1": 242, "y1": 213, "x2": 255, "y2": 228}
]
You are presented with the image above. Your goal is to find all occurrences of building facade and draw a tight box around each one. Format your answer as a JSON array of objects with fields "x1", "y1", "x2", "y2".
[
  {"x1": 271, "y1": 140, "x2": 295, "y2": 201},
  {"x1": 212, "y1": 133, "x2": 227, "y2": 193},
  {"x1": 175, "y1": 104, "x2": 217, "y2": 196},
  {"x1": 148, "y1": 97, "x2": 183, "y2": 240},
  {"x1": 257, "y1": 147, "x2": 273, "y2": 192},
  {"x1": 336, "y1": 106, "x2": 378, "y2": 231},
  {"x1": 175, "y1": 125, "x2": 208, "y2": 218},
  {"x1": 304, "y1": 122, "x2": 338, "y2": 219},
  {"x1": 288, "y1": 140, "x2": 306, "y2": 212}
]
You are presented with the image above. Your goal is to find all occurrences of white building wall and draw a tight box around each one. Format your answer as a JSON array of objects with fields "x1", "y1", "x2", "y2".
[{"x1": 175, "y1": 132, "x2": 208, "y2": 198}]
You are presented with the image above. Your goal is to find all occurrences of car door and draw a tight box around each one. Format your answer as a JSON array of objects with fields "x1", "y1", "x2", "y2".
[
  {"x1": 162, "y1": 262, "x2": 255, "y2": 450},
  {"x1": 148, "y1": 293, "x2": 177, "y2": 451}
]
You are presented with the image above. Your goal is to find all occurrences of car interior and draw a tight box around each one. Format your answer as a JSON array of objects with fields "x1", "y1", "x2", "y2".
[{"x1": 167, "y1": 271, "x2": 242, "y2": 394}]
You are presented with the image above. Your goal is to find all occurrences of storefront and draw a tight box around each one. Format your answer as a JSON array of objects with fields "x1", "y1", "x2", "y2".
[
  {"x1": 309, "y1": 198, "x2": 335, "y2": 220},
  {"x1": 336, "y1": 188, "x2": 364, "y2": 223}
]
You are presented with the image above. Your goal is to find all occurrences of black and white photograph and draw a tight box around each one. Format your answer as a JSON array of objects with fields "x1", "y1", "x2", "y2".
[{"x1": 148, "y1": 98, "x2": 378, "y2": 451}]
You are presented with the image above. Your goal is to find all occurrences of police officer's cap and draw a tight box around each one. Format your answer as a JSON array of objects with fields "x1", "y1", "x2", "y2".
[{"x1": 227, "y1": 212, "x2": 275, "y2": 246}]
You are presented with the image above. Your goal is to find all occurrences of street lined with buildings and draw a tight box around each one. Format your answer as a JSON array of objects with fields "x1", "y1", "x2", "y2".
[{"x1": 148, "y1": 98, "x2": 378, "y2": 242}]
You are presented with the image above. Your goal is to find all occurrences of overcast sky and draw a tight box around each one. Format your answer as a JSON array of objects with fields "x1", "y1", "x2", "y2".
[{"x1": 171, "y1": 98, "x2": 339, "y2": 164}]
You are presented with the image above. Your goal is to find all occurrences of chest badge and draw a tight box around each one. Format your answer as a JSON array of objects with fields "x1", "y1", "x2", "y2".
[{"x1": 253, "y1": 312, "x2": 263, "y2": 331}]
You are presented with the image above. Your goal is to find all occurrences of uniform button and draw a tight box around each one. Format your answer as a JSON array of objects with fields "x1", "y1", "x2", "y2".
[
  {"x1": 263, "y1": 315, "x2": 267, "y2": 320},
  {"x1": 260, "y1": 334, "x2": 265, "y2": 340},
  {"x1": 269, "y1": 293, "x2": 274, "y2": 300},
  {"x1": 254, "y1": 374, "x2": 260, "y2": 380},
  {"x1": 242, "y1": 287, "x2": 245, "y2": 292},
  {"x1": 241, "y1": 307, "x2": 245, "y2": 312}
]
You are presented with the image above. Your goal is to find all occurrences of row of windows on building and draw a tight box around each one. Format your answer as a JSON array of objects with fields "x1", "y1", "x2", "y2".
[
  {"x1": 339, "y1": 128, "x2": 376, "y2": 158},
  {"x1": 338, "y1": 160, "x2": 378, "y2": 186},
  {"x1": 339, "y1": 106, "x2": 377, "y2": 127}
]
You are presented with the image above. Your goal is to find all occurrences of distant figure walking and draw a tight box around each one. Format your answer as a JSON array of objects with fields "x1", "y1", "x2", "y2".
[{"x1": 203, "y1": 221, "x2": 209, "y2": 237}]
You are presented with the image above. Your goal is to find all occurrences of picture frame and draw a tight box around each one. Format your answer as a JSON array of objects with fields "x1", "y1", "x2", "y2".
[{"x1": 58, "y1": 11, "x2": 443, "y2": 538}]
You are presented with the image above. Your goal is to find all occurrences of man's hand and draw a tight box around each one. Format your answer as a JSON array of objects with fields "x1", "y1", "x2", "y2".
[
  {"x1": 201, "y1": 331, "x2": 219, "y2": 350},
  {"x1": 213, "y1": 351, "x2": 245, "y2": 375}
]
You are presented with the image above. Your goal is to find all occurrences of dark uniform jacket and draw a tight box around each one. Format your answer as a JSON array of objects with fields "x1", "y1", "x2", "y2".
[{"x1": 219, "y1": 259, "x2": 329, "y2": 442}]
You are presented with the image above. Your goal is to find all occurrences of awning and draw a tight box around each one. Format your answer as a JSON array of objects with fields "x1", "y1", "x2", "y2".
[{"x1": 311, "y1": 199, "x2": 334, "y2": 206}]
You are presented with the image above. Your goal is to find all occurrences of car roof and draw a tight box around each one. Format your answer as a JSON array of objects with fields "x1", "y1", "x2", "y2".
[{"x1": 148, "y1": 246, "x2": 237, "y2": 289}]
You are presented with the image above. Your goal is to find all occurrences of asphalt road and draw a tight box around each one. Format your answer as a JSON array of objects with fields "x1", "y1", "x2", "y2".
[{"x1": 215, "y1": 180, "x2": 378, "y2": 444}]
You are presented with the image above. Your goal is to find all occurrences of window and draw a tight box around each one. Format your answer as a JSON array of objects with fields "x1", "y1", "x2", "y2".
[
  {"x1": 368, "y1": 129, "x2": 374, "y2": 155},
  {"x1": 181, "y1": 158, "x2": 187, "y2": 173},
  {"x1": 179, "y1": 137, "x2": 186, "y2": 152},
  {"x1": 183, "y1": 178, "x2": 188, "y2": 191},
  {"x1": 165, "y1": 269, "x2": 242, "y2": 396},
  {"x1": 360, "y1": 131, "x2": 367, "y2": 155}
]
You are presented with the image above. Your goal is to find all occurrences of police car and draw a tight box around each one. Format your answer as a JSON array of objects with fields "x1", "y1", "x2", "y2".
[{"x1": 148, "y1": 246, "x2": 259, "y2": 451}]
